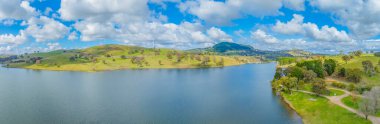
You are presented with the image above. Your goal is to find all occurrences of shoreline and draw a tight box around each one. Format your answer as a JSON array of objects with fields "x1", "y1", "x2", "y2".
[
  {"x1": 279, "y1": 93, "x2": 306, "y2": 124},
  {"x1": 3, "y1": 62, "x2": 268, "y2": 72}
]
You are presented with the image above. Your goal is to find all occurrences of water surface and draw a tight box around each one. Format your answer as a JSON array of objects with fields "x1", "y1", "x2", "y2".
[{"x1": 0, "y1": 63, "x2": 302, "y2": 124}]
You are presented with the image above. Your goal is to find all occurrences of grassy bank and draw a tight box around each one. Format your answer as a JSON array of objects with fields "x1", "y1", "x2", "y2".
[
  {"x1": 283, "y1": 92, "x2": 371, "y2": 124},
  {"x1": 6, "y1": 45, "x2": 260, "y2": 72}
]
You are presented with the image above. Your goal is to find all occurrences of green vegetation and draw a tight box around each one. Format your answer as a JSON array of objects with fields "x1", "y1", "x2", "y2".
[
  {"x1": 327, "y1": 89, "x2": 345, "y2": 96},
  {"x1": 283, "y1": 92, "x2": 370, "y2": 124},
  {"x1": 342, "y1": 95, "x2": 360, "y2": 110},
  {"x1": 5, "y1": 44, "x2": 259, "y2": 72}
]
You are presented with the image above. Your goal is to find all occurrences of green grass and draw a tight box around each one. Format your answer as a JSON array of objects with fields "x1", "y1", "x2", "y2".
[
  {"x1": 327, "y1": 89, "x2": 345, "y2": 96},
  {"x1": 342, "y1": 95, "x2": 380, "y2": 117},
  {"x1": 325, "y1": 55, "x2": 380, "y2": 86},
  {"x1": 7, "y1": 44, "x2": 260, "y2": 71},
  {"x1": 342, "y1": 95, "x2": 360, "y2": 110},
  {"x1": 283, "y1": 92, "x2": 371, "y2": 124}
]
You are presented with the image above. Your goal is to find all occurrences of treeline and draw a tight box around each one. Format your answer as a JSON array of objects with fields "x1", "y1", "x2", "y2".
[{"x1": 273, "y1": 59, "x2": 338, "y2": 95}]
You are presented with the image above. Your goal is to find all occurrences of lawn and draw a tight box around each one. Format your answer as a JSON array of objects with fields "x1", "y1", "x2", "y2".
[
  {"x1": 342, "y1": 95, "x2": 380, "y2": 117},
  {"x1": 283, "y1": 92, "x2": 371, "y2": 124},
  {"x1": 327, "y1": 89, "x2": 345, "y2": 96}
]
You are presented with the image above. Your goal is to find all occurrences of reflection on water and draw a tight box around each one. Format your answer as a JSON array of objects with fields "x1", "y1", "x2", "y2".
[{"x1": 0, "y1": 63, "x2": 302, "y2": 124}]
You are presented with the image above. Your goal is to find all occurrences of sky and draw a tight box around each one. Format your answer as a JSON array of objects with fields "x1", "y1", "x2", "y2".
[{"x1": 1, "y1": 0, "x2": 380, "y2": 54}]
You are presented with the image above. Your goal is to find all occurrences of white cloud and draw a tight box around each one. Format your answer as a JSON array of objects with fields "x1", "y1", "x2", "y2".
[
  {"x1": 283, "y1": 0, "x2": 305, "y2": 11},
  {"x1": 249, "y1": 29, "x2": 359, "y2": 53},
  {"x1": 0, "y1": 0, "x2": 37, "y2": 20},
  {"x1": 207, "y1": 27, "x2": 232, "y2": 42},
  {"x1": 272, "y1": 14, "x2": 352, "y2": 42},
  {"x1": 251, "y1": 29, "x2": 279, "y2": 44},
  {"x1": 0, "y1": 31, "x2": 27, "y2": 45},
  {"x1": 68, "y1": 31, "x2": 78, "y2": 40},
  {"x1": 59, "y1": 0, "x2": 149, "y2": 23},
  {"x1": 25, "y1": 16, "x2": 70, "y2": 42},
  {"x1": 310, "y1": 0, "x2": 380, "y2": 39},
  {"x1": 46, "y1": 42, "x2": 62, "y2": 51},
  {"x1": 179, "y1": 0, "x2": 283, "y2": 25}
]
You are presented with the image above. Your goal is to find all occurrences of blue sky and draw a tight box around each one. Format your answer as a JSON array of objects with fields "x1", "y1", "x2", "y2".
[{"x1": 1, "y1": 0, "x2": 380, "y2": 54}]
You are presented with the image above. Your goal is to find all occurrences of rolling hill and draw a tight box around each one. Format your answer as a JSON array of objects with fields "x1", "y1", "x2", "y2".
[
  {"x1": 189, "y1": 42, "x2": 307, "y2": 59},
  {"x1": 3, "y1": 44, "x2": 259, "y2": 72}
]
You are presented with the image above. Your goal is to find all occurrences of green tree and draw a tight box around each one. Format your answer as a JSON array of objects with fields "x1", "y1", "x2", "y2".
[
  {"x1": 312, "y1": 78, "x2": 327, "y2": 96},
  {"x1": 272, "y1": 76, "x2": 297, "y2": 94},
  {"x1": 362, "y1": 60, "x2": 375, "y2": 77},
  {"x1": 303, "y1": 70, "x2": 317, "y2": 82},
  {"x1": 346, "y1": 68, "x2": 362, "y2": 83},
  {"x1": 342, "y1": 55, "x2": 351, "y2": 64},
  {"x1": 289, "y1": 66, "x2": 304, "y2": 90},
  {"x1": 324, "y1": 59, "x2": 337, "y2": 76}
]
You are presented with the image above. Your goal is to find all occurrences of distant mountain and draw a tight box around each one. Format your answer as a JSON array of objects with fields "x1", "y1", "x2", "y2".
[
  {"x1": 281, "y1": 49, "x2": 313, "y2": 57},
  {"x1": 189, "y1": 42, "x2": 300, "y2": 59}
]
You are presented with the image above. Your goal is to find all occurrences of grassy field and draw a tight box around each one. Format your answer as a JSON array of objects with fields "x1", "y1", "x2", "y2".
[
  {"x1": 6, "y1": 45, "x2": 260, "y2": 72},
  {"x1": 325, "y1": 54, "x2": 380, "y2": 85},
  {"x1": 283, "y1": 92, "x2": 371, "y2": 124},
  {"x1": 342, "y1": 95, "x2": 380, "y2": 117},
  {"x1": 327, "y1": 89, "x2": 345, "y2": 96}
]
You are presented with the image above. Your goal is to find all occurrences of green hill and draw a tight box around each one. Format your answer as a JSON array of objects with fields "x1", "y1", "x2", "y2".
[
  {"x1": 189, "y1": 42, "x2": 294, "y2": 59},
  {"x1": 4, "y1": 44, "x2": 259, "y2": 72}
]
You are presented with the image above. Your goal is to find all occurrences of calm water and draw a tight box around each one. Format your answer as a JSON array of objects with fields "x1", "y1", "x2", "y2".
[{"x1": 0, "y1": 63, "x2": 302, "y2": 124}]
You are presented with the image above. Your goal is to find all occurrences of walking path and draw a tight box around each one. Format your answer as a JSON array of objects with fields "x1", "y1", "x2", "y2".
[{"x1": 294, "y1": 88, "x2": 380, "y2": 124}]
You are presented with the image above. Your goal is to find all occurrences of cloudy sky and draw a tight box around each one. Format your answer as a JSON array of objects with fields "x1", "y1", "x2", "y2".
[{"x1": 1, "y1": 0, "x2": 380, "y2": 54}]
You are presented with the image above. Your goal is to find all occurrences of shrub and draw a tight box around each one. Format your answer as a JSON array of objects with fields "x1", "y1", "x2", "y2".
[
  {"x1": 331, "y1": 81, "x2": 347, "y2": 89},
  {"x1": 346, "y1": 68, "x2": 362, "y2": 83}
]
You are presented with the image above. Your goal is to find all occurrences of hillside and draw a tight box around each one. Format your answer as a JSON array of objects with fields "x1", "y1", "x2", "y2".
[
  {"x1": 189, "y1": 42, "x2": 295, "y2": 59},
  {"x1": 4, "y1": 44, "x2": 260, "y2": 72}
]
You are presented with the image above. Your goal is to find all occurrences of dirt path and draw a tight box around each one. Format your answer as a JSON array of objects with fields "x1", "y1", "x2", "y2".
[{"x1": 294, "y1": 88, "x2": 380, "y2": 124}]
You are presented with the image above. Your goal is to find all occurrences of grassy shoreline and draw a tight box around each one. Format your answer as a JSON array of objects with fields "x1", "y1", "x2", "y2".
[{"x1": 281, "y1": 92, "x2": 370, "y2": 124}]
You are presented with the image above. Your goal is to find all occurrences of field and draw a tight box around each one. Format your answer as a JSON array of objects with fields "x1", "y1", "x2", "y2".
[
  {"x1": 6, "y1": 45, "x2": 260, "y2": 72},
  {"x1": 325, "y1": 54, "x2": 380, "y2": 86},
  {"x1": 283, "y1": 92, "x2": 371, "y2": 124},
  {"x1": 342, "y1": 95, "x2": 380, "y2": 117}
]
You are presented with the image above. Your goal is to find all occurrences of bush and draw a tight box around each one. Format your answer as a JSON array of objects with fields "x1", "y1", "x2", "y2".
[
  {"x1": 331, "y1": 81, "x2": 347, "y2": 89},
  {"x1": 374, "y1": 52, "x2": 380, "y2": 57},
  {"x1": 347, "y1": 84, "x2": 356, "y2": 91},
  {"x1": 346, "y1": 68, "x2": 362, "y2": 83}
]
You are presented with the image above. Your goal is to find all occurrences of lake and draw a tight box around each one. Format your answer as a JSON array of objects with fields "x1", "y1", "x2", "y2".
[{"x1": 0, "y1": 63, "x2": 302, "y2": 124}]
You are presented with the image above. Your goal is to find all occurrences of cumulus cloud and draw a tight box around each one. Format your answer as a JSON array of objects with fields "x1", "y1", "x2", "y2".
[
  {"x1": 25, "y1": 16, "x2": 70, "y2": 42},
  {"x1": 207, "y1": 27, "x2": 232, "y2": 42},
  {"x1": 310, "y1": 0, "x2": 380, "y2": 39},
  {"x1": 0, "y1": 31, "x2": 27, "y2": 45},
  {"x1": 251, "y1": 29, "x2": 279, "y2": 44},
  {"x1": 283, "y1": 0, "x2": 305, "y2": 11},
  {"x1": 46, "y1": 42, "x2": 62, "y2": 51},
  {"x1": 272, "y1": 14, "x2": 352, "y2": 42},
  {"x1": 0, "y1": 0, "x2": 37, "y2": 20},
  {"x1": 59, "y1": 0, "x2": 149, "y2": 23},
  {"x1": 249, "y1": 29, "x2": 359, "y2": 53},
  {"x1": 179, "y1": 0, "x2": 283, "y2": 25}
]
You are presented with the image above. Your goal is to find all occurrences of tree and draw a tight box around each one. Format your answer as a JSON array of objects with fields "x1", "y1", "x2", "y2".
[
  {"x1": 359, "y1": 95, "x2": 376, "y2": 120},
  {"x1": 303, "y1": 70, "x2": 317, "y2": 82},
  {"x1": 311, "y1": 78, "x2": 327, "y2": 96},
  {"x1": 338, "y1": 68, "x2": 346, "y2": 77},
  {"x1": 289, "y1": 66, "x2": 304, "y2": 90},
  {"x1": 272, "y1": 76, "x2": 297, "y2": 94},
  {"x1": 324, "y1": 59, "x2": 337, "y2": 76},
  {"x1": 375, "y1": 52, "x2": 380, "y2": 57},
  {"x1": 342, "y1": 55, "x2": 351, "y2": 64},
  {"x1": 346, "y1": 68, "x2": 362, "y2": 83},
  {"x1": 353, "y1": 50, "x2": 363, "y2": 57},
  {"x1": 362, "y1": 60, "x2": 375, "y2": 77},
  {"x1": 364, "y1": 87, "x2": 380, "y2": 113},
  {"x1": 121, "y1": 55, "x2": 127, "y2": 59}
]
